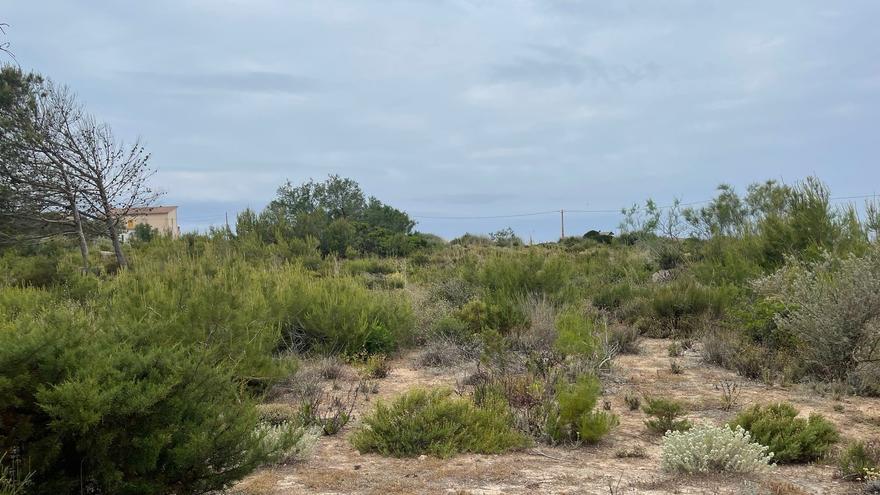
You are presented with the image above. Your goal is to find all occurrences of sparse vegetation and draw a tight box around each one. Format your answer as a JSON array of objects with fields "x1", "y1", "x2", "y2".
[{"x1": 0, "y1": 173, "x2": 874, "y2": 492}]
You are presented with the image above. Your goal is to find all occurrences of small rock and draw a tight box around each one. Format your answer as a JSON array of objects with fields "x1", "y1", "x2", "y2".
[
  {"x1": 353, "y1": 464, "x2": 361, "y2": 470},
  {"x1": 418, "y1": 454, "x2": 427, "y2": 461}
]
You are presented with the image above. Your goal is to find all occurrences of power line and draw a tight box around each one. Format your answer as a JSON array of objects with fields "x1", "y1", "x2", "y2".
[
  {"x1": 411, "y1": 209, "x2": 560, "y2": 220},
  {"x1": 408, "y1": 194, "x2": 879, "y2": 221}
]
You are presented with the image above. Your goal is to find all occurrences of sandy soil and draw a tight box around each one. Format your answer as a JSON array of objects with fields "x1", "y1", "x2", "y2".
[{"x1": 231, "y1": 339, "x2": 879, "y2": 495}]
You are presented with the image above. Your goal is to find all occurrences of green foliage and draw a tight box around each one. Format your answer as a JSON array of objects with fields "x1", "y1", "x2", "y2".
[
  {"x1": 477, "y1": 251, "x2": 572, "y2": 302},
  {"x1": 643, "y1": 397, "x2": 692, "y2": 435},
  {"x1": 278, "y1": 273, "x2": 414, "y2": 355},
  {"x1": 429, "y1": 315, "x2": 471, "y2": 341},
  {"x1": 449, "y1": 233, "x2": 492, "y2": 246},
  {"x1": 592, "y1": 283, "x2": 634, "y2": 311},
  {"x1": 546, "y1": 375, "x2": 618, "y2": 444},
  {"x1": 241, "y1": 175, "x2": 422, "y2": 257},
  {"x1": 728, "y1": 297, "x2": 793, "y2": 350},
  {"x1": 456, "y1": 296, "x2": 525, "y2": 334},
  {"x1": 351, "y1": 388, "x2": 528, "y2": 458},
  {"x1": 0, "y1": 299, "x2": 287, "y2": 494},
  {"x1": 489, "y1": 227, "x2": 523, "y2": 247},
  {"x1": 554, "y1": 310, "x2": 598, "y2": 357},
  {"x1": 838, "y1": 441, "x2": 880, "y2": 481},
  {"x1": 645, "y1": 281, "x2": 731, "y2": 336},
  {"x1": 730, "y1": 403, "x2": 839, "y2": 463},
  {"x1": 360, "y1": 354, "x2": 391, "y2": 379},
  {"x1": 131, "y1": 223, "x2": 158, "y2": 243}
]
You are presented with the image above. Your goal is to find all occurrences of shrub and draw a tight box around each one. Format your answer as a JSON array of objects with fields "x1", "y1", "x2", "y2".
[
  {"x1": 615, "y1": 445, "x2": 647, "y2": 458},
  {"x1": 647, "y1": 281, "x2": 727, "y2": 336},
  {"x1": 554, "y1": 310, "x2": 598, "y2": 357},
  {"x1": 256, "y1": 403, "x2": 301, "y2": 426},
  {"x1": 511, "y1": 294, "x2": 557, "y2": 353},
  {"x1": 351, "y1": 388, "x2": 528, "y2": 458},
  {"x1": 546, "y1": 375, "x2": 618, "y2": 444},
  {"x1": 838, "y1": 441, "x2": 880, "y2": 481},
  {"x1": 755, "y1": 247, "x2": 880, "y2": 391},
  {"x1": 281, "y1": 274, "x2": 414, "y2": 355},
  {"x1": 416, "y1": 340, "x2": 463, "y2": 368},
  {"x1": 430, "y1": 278, "x2": 475, "y2": 307},
  {"x1": 0, "y1": 302, "x2": 287, "y2": 494},
  {"x1": 608, "y1": 324, "x2": 640, "y2": 355},
  {"x1": 624, "y1": 392, "x2": 641, "y2": 411},
  {"x1": 315, "y1": 356, "x2": 347, "y2": 380},
  {"x1": 456, "y1": 297, "x2": 526, "y2": 334},
  {"x1": 649, "y1": 240, "x2": 684, "y2": 270},
  {"x1": 661, "y1": 424, "x2": 774, "y2": 474},
  {"x1": 429, "y1": 315, "x2": 471, "y2": 342},
  {"x1": 257, "y1": 423, "x2": 321, "y2": 465},
  {"x1": 592, "y1": 283, "x2": 633, "y2": 311},
  {"x1": 361, "y1": 354, "x2": 391, "y2": 379},
  {"x1": 643, "y1": 397, "x2": 691, "y2": 435},
  {"x1": 730, "y1": 403, "x2": 839, "y2": 463},
  {"x1": 476, "y1": 251, "x2": 572, "y2": 302}
]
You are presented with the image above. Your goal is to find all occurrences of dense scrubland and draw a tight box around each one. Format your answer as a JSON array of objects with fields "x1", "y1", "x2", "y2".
[{"x1": 2, "y1": 175, "x2": 880, "y2": 494}]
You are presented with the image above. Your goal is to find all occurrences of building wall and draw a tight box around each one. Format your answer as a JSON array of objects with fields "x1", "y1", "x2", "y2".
[{"x1": 123, "y1": 209, "x2": 179, "y2": 238}]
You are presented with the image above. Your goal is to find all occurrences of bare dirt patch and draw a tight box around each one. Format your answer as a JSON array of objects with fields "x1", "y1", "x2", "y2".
[{"x1": 232, "y1": 338, "x2": 879, "y2": 494}]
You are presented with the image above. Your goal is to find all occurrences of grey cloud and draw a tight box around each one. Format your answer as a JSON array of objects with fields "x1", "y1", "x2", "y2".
[
  {"x1": 123, "y1": 70, "x2": 319, "y2": 95},
  {"x1": 4, "y1": 0, "x2": 879, "y2": 240},
  {"x1": 491, "y1": 45, "x2": 660, "y2": 86},
  {"x1": 409, "y1": 192, "x2": 518, "y2": 206}
]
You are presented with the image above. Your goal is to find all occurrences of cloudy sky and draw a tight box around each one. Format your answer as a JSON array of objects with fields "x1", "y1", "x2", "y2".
[{"x1": 3, "y1": 1, "x2": 879, "y2": 240}]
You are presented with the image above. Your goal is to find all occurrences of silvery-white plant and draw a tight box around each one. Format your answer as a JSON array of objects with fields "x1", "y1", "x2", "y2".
[{"x1": 661, "y1": 424, "x2": 774, "y2": 474}]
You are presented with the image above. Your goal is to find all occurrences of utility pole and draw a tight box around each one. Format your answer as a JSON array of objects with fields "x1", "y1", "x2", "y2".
[{"x1": 560, "y1": 209, "x2": 565, "y2": 239}]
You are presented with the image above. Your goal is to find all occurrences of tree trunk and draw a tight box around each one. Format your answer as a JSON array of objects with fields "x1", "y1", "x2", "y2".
[
  {"x1": 97, "y1": 183, "x2": 127, "y2": 269},
  {"x1": 71, "y1": 205, "x2": 90, "y2": 272},
  {"x1": 107, "y1": 217, "x2": 127, "y2": 269},
  {"x1": 60, "y1": 169, "x2": 89, "y2": 272}
]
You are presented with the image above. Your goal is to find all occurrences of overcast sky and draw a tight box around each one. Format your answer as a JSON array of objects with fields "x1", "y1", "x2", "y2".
[{"x1": 3, "y1": 1, "x2": 879, "y2": 240}]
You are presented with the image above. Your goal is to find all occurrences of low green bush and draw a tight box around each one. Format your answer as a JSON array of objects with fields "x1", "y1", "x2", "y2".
[
  {"x1": 476, "y1": 251, "x2": 572, "y2": 301},
  {"x1": 546, "y1": 375, "x2": 618, "y2": 444},
  {"x1": 730, "y1": 403, "x2": 839, "y2": 463},
  {"x1": 274, "y1": 269, "x2": 414, "y2": 355},
  {"x1": 0, "y1": 301, "x2": 289, "y2": 494},
  {"x1": 351, "y1": 388, "x2": 528, "y2": 458},
  {"x1": 643, "y1": 397, "x2": 692, "y2": 435},
  {"x1": 429, "y1": 315, "x2": 471, "y2": 341},
  {"x1": 647, "y1": 281, "x2": 728, "y2": 336},
  {"x1": 554, "y1": 310, "x2": 599, "y2": 357},
  {"x1": 456, "y1": 296, "x2": 526, "y2": 334},
  {"x1": 592, "y1": 283, "x2": 634, "y2": 311},
  {"x1": 344, "y1": 257, "x2": 398, "y2": 275}
]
